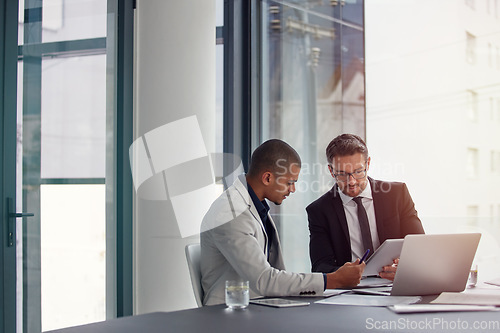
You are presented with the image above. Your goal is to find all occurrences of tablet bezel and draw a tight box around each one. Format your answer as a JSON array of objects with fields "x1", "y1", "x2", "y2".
[{"x1": 363, "y1": 239, "x2": 404, "y2": 277}]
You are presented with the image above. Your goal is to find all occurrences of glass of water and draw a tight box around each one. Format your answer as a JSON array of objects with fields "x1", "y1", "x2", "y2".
[
  {"x1": 468, "y1": 264, "x2": 478, "y2": 288},
  {"x1": 225, "y1": 280, "x2": 249, "y2": 309}
]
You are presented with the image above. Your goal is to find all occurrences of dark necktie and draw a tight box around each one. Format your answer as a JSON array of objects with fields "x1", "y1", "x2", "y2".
[
  {"x1": 353, "y1": 197, "x2": 374, "y2": 256},
  {"x1": 263, "y1": 216, "x2": 274, "y2": 253},
  {"x1": 259, "y1": 211, "x2": 274, "y2": 261}
]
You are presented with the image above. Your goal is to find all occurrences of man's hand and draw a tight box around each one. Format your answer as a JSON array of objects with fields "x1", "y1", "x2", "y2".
[
  {"x1": 378, "y1": 258, "x2": 399, "y2": 281},
  {"x1": 326, "y1": 259, "x2": 365, "y2": 289}
]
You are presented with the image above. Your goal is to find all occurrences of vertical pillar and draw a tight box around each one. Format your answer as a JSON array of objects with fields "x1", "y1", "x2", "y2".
[{"x1": 134, "y1": 0, "x2": 215, "y2": 312}]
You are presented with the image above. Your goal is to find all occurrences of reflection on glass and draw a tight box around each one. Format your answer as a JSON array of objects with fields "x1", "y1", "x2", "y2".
[
  {"x1": 19, "y1": 0, "x2": 106, "y2": 44},
  {"x1": 216, "y1": 0, "x2": 224, "y2": 27},
  {"x1": 42, "y1": 0, "x2": 106, "y2": 43},
  {"x1": 216, "y1": 44, "x2": 224, "y2": 154},
  {"x1": 260, "y1": 0, "x2": 365, "y2": 272}
]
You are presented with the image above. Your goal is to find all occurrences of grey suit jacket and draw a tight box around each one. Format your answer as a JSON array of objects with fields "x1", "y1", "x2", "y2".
[{"x1": 200, "y1": 176, "x2": 324, "y2": 306}]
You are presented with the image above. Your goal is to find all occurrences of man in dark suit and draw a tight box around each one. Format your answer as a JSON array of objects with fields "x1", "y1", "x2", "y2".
[{"x1": 307, "y1": 134, "x2": 424, "y2": 280}]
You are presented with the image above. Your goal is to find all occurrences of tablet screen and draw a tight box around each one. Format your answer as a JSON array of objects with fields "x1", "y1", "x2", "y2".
[{"x1": 363, "y1": 239, "x2": 404, "y2": 276}]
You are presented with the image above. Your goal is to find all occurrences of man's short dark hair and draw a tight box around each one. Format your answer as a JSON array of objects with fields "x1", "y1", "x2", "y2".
[
  {"x1": 247, "y1": 139, "x2": 301, "y2": 177},
  {"x1": 326, "y1": 134, "x2": 368, "y2": 164}
]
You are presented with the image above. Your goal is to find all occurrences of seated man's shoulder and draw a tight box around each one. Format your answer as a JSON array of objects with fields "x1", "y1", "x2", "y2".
[
  {"x1": 200, "y1": 185, "x2": 250, "y2": 233},
  {"x1": 370, "y1": 178, "x2": 406, "y2": 194}
]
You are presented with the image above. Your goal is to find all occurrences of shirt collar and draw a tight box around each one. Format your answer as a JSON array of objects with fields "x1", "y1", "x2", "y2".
[
  {"x1": 338, "y1": 179, "x2": 373, "y2": 205},
  {"x1": 247, "y1": 183, "x2": 270, "y2": 220}
]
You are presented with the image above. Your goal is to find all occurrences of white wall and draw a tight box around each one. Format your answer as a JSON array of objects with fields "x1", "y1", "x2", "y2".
[{"x1": 134, "y1": 0, "x2": 215, "y2": 313}]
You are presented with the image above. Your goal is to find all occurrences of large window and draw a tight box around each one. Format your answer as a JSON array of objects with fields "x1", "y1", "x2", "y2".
[
  {"x1": 259, "y1": 0, "x2": 365, "y2": 272},
  {"x1": 216, "y1": 0, "x2": 224, "y2": 154},
  {"x1": 255, "y1": 0, "x2": 500, "y2": 281},
  {"x1": 16, "y1": 1, "x2": 108, "y2": 331},
  {"x1": 366, "y1": 0, "x2": 500, "y2": 280}
]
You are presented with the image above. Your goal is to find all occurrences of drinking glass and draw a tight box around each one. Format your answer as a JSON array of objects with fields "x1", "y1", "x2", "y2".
[{"x1": 225, "y1": 280, "x2": 249, "y2": 309}]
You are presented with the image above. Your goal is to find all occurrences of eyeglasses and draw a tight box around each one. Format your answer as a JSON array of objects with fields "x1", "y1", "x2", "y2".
[{"x1": 333, "y1": 169, "x2": 367, "y2": 181}]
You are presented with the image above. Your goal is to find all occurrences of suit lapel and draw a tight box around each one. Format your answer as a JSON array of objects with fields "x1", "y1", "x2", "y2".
[
  {"x1": 370, "y1": 177, "x2": 387, "y2": 242},
  {"x1": 330, "y1": 185, "x2": 351, "y2": 248},
  {"x1": 266, "y1": 215, "x2": 285, "y2": 269},
  {"x1": 248, "y1": 200, "x2": 270, "y2": 256},
  {"x1": 233, "y1": 177, "x2": 269, "y2": 254}
]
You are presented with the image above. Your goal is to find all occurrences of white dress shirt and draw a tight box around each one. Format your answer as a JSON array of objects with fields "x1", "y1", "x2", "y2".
[{"x1": 338, "y1": 181, "x2": 381, "y2": 261}]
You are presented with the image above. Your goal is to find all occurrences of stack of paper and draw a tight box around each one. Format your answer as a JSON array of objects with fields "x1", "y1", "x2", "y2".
[
  {"x1": 355, "y1": 277, "x2": 393, "y2": 288},
  {"x1": 316, "y1": 294, "x2": 421, "y2": 307},
  {"x1": 323, "y1": 289, "x2": 350, "y2": 297},
  {"x1": 431, "y1": 292, "x2": 500, "y2": 306},
  {"x1": 389, "y1": 304, "x2": 499, "y2": 314}
]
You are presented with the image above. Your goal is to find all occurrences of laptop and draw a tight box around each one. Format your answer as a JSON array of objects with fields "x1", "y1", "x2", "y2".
[{"x1": 354, "y1": 233, "x2": 481, "y2": 296}]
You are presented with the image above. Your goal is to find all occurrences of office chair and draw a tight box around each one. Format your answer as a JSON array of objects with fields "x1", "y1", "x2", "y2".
[{"x1": 185, "y1": 243, "x2": 204, "y2": 307}]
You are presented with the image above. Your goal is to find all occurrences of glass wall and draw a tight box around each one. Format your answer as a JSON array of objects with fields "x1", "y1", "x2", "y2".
[
  {"x1": 216, "y1": 0, "x2": 224, "y2": 154},
  {"x1": 259, "y1": 0, "x2": 365, "y2": 272},
  {"x1": 17, "y1": 0, "x2": 107, "y2": 331},
  {"x1": 365, "y1": 0, "x2": 500, "y2": 280}
]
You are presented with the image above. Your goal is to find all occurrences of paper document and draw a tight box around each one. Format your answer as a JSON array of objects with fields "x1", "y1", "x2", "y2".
[
  {"x1": 431, "y1": 292, "x2": 500, "y2": 306},
  {"x1": 354, "y1": 277, "x2": 393, "y2": 288},
  {"x1": 485, "y1": 277, "x2": 500, "y2": 287},
  {"x1": 388, "y1": 304, "x2": 499, "y2": 314},
  {"x1": 323, "y1": 289, "x2": 350, "y2": 297},
  {"x1": 316, "y1": 294, "x2": 421, "y2": 307}
]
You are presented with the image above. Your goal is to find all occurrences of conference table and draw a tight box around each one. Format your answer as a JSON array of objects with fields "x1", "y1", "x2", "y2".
[{"x1": 48, "y1": 285, "x2": 500, "y2": 333}]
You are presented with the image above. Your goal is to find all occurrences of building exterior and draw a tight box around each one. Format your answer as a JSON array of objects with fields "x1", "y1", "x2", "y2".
[{"x1": 366, "y1": 0, "x2": 500, "y2": 279}]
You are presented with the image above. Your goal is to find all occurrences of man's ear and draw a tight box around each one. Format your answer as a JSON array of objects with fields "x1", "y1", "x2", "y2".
[
  {"x1": 366, "y1": 157, "x2": 371, "y2": 171},
  {"x1": 261, "y1": 171, "x2": 273, "y2": 185},
  {"x1": 328, "y1": 164, "x2": 335, "y2": 178}
]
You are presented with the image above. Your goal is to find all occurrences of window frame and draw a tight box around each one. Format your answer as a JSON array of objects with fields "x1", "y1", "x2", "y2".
[{"x1": 0, "y1": 1, "x2": 134, "y2": 332}]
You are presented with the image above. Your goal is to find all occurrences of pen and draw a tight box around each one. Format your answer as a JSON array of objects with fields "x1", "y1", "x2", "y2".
[{"x1": 359, "y1": 249, "x2": 370, "y2": 264}]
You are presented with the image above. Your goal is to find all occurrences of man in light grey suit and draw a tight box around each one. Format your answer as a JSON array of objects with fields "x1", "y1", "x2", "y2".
[{"x1": 200, "y1": 139, "x2": 365, "y2": 306}]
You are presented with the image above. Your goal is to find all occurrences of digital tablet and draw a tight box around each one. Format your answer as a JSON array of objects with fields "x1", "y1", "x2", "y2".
[
  {"x1": 249, "y1": 298, "x2": 310, "y2": 308},
  {"x1": 363, "y1": 239, "x2": 404, "y2": 276}
]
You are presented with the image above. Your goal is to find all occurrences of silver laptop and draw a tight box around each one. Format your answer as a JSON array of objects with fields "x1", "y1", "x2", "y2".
[{"x1": 355, "y1": 233, "x2": 481, "y2": 296}]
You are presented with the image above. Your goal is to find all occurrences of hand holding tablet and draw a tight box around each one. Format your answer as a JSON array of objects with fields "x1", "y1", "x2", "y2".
[
  {"x1": 378, "y1": 258, "x2": 399, "y2": 281},
  {"x1": 362, "y1": 239, "x2": 404, "y2": 277}
]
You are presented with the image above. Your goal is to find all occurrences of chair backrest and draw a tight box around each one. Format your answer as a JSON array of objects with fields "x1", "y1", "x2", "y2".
[{"x1": 185, "y1": 243, "x2": 204, "y2": 307}]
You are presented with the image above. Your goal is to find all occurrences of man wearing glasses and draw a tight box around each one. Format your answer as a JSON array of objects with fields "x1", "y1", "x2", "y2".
[{"x1": 307, "y1": 134, "x2": 424, "y2": 280}]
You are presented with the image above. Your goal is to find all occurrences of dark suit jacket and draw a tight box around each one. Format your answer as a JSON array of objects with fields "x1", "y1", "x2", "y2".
[{"x1": 307, "y1": 177, "x2": 424, "y2": 273}]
